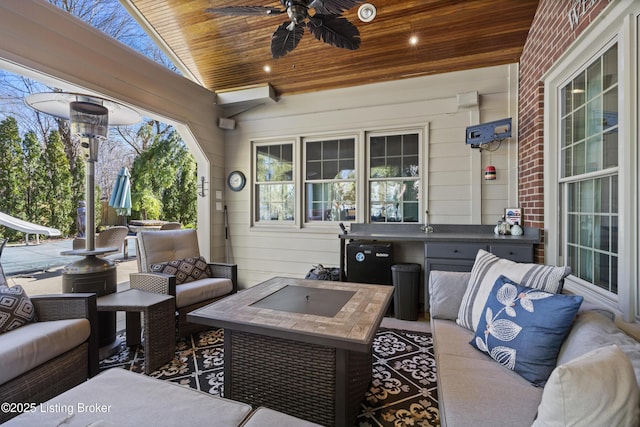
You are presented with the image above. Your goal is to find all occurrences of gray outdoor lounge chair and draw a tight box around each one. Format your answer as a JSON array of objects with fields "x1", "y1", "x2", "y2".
[
  {"x1": 130, "y1": 229, "x2": 237, "y2": 337},
  {"x1": 73, "y1": 226, "x2": 129, "y2": 255}
]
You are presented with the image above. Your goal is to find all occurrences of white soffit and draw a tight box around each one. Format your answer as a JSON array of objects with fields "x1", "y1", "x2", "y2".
[{"x1": 215, "y1": 83, "x2": 278, "y2": 117}]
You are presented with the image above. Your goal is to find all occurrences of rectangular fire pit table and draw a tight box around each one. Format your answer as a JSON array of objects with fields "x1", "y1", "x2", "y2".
[
  {"x1": 187, "y1": 276, "x2": 393, "y2": 427},
  {"x1": 97, "y1": 289, "x2": 175, "y2": 374}
]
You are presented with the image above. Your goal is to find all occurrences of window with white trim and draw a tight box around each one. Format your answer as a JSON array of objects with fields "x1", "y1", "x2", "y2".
[
  {"x1": 304, "y1": 137, "x2": 356, "y2": 222},
  {"x1": 560, "y1": 43, "x2": 618, "y2": 294},
  {"x1": 254, "y1": 142, "x2": 294, "y2": 222},
  {"x1": 368, "y1": 131, "x2": 421, "y2": 223},
  {"x1": 545, "y1": 3, "x2": 640, "y2": 321},
  {"x1": 253, "y1": 128, "x2": 425, "y2": 227}
]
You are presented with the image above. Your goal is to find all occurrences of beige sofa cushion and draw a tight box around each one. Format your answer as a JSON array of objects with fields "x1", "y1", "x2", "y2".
[
  {"x1": 432, "y1": 319, "x2": 543, "y2": 427},
  {"x1": 136, "y1": 229, "x2": 201, "y2": 273},
  {"x1": 6, "y1": 368, "x2": 252, "y2": 426},
  {"x1": 428, "y1": 271, "x2": 470, "y2": 319},
  {"x1": 533, "y1": 345, "x2": 640, "y2": 427},
  {"x1": 557, "y1": 310, "x2": 640, "y2": 385},
  {"x1": 175, "y1": 277, "x2": 233, "y2": 308},
  {"x1": 0, "y1": 318, "x2": 90, "y2": 384},
  {"x1": 437, "y1": 350, "x2": 542, "y2": 427},
  {"x1": 431, "y1": 318, "x2": 486, "y2": 360}
]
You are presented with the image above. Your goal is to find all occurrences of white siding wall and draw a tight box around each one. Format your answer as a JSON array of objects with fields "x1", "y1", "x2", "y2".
[{"x1": 225, "y1": 64, "x2": 519, "y2": 288}]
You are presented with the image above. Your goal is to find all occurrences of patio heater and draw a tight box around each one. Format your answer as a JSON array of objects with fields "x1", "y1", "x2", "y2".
[{"x1": 25, "y1": 92, "x2": 140, "y2": 353}]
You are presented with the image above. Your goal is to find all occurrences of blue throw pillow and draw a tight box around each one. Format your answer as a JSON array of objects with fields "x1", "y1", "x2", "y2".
[{"x1": 470, "y1": 275, "x2": 583, "y2": 386}]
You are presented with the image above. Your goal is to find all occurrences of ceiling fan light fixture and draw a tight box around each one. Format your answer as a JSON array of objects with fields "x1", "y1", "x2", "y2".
[{"x1": 358, "y1": 3, "x2": 376, "y2": 23}]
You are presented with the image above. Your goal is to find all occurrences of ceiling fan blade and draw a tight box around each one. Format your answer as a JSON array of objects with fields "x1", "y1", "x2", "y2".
[
  {"x1": 205, "y1": 6, "x2": 285, "y2": 16},
  {"x1": 307, "y1": 15, "x2": 361, "y2": 50},
  {"x1": 309, "y1": 0, "x2": 363, "y2": 15},
  {"x1": 271, "y1": 22, "x2": 305, "y2": 59}
]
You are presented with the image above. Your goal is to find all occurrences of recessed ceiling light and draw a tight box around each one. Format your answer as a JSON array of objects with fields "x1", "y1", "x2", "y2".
[
  {"x1": 409, "y1": 35, "x2": 419, "y2": 46},
  {"x1": 263, "y1": 65, "x2": 271, "y2": 73},
  {"x1": 358, "y1": 3, "x2": 376, "y2": 22}
]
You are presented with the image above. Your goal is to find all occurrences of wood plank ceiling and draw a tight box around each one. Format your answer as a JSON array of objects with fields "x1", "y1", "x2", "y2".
[{"x1": 126, "y1": 0, "x2": 539, "y2": 97}]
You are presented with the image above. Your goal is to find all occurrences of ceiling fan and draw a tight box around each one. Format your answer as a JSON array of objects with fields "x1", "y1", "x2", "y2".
[{"x1": 206, "y1": 0, "x2": 364, "y2": 59}]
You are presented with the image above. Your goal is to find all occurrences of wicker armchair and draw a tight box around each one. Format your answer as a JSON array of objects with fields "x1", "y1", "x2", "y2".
[
  {"x1": 130, "y1": 229, "x2": 237, "y2": 337},
  {"x1": 73, "y1": 226, "x2": 130, "y2": 255},
  {"x1": 0, "y1": 293, "x2": 98, "y2": 423}
]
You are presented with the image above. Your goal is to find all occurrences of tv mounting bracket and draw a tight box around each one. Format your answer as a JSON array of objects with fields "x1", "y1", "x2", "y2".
[{"x1": 466, "y1": 118, "x2": 512, "y2": 148}]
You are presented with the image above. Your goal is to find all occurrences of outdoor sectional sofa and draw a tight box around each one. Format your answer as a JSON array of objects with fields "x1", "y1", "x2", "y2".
[
  {"x1": 428, "y1": 252, "x2": 640, "y2": 427},
  {"x1": 0, "y1": 293, "x2": 98, "y2": 423}
]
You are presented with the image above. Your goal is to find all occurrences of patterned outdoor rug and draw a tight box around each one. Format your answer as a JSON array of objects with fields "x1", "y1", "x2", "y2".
[{"x1": 99, "y1": 327, "x2": 440, "y2": 427}]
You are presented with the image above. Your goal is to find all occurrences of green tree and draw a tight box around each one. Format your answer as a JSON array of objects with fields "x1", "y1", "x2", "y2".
[
  {"x1": 131, "y1": 127, "x2": 196, "y2": 224},
  {"x1": 70, "y1": 158, "x2": 86, "y2": 235},
  {"x1": 0, "y1": 117, "x2": 27, "y2": 241},
  {"x1": 162, "y1": 145, "x2": 197, "y2": 226},
  {"x1": 134, "y1": 188, "x2": 162, "y2": 221},
  {"x1": 93, "y1": 184, "x2": 102, "y2": 232},
  {"x1": 42, "y1": 131, "x2": 73, "y2": 235},
  {"x1": 22, "y1": 130, "x2": 46, "y2": 225}
]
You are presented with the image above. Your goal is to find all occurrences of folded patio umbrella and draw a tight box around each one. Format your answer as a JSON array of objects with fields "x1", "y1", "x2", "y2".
[{"x1": 108, "y1": 166, "x2": 132, "y2": 218}]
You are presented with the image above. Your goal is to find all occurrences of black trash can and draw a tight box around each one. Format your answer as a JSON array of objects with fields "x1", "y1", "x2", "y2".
[{"x1": 392, "y1": 263, "x2": 421, "y2": 321}]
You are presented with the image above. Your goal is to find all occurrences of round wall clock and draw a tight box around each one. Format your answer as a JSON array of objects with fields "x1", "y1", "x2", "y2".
[{"x1": 227, "y1": 170, "x2": 246, "y2": 192}]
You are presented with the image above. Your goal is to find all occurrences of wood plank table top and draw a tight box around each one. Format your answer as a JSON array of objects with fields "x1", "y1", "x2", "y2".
[{"x1": 187, "y1": 276, "x2": 393, "y2": 353}]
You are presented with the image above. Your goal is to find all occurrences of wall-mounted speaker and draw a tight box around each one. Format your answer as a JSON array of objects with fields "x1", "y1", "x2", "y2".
[{"x1": 218, "y1": 117, "x2": 236, "y2": 130}]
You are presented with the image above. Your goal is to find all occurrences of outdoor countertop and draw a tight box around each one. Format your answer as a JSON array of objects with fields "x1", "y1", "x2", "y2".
[{"x1": 339, "y1": 223, "x2": 541, "y2": 244}]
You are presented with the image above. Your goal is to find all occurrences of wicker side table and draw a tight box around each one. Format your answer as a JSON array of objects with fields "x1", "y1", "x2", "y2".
[{"x1": 97, "y1": 289, "x2": 175, "y2": 374}]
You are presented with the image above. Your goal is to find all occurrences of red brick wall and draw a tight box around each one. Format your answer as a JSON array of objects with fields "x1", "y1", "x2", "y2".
[{"x1": 518, "y1": 0, "x2": 611, "y2": 261}]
